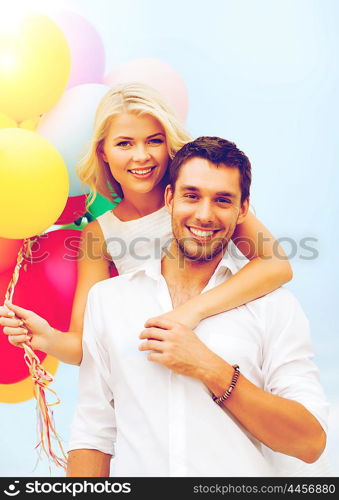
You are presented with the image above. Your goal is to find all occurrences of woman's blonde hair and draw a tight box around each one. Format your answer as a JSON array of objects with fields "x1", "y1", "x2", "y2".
[{"x1": 77, "y1": 82, "x2": 192, "y2": 207}]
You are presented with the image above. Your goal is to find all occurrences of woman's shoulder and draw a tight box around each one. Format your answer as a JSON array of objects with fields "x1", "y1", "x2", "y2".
[
  {"x1": 81, "y1": 218, "x2": 112, "y2": 260},
  {"x1": 81, "y1": 218, "x2": 103, "y2": 237}
]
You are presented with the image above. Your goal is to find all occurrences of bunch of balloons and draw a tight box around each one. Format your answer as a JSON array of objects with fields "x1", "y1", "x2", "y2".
[{"x1": 0, "y1": 9, "x2": 188, "y2": 401}]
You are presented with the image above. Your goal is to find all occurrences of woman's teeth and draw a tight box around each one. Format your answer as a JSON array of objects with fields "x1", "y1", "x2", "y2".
[
  {"x1": 189, "y1": 228, "x2": 215, "y2": 237},
  {"x1": 130, "y1": 167, "x2": 154, "y2": 175}
]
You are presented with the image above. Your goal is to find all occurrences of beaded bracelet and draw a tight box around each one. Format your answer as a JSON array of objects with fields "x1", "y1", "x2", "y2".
[{"x1": 212, "y1": 364, "x2": 240, "y2": 405}]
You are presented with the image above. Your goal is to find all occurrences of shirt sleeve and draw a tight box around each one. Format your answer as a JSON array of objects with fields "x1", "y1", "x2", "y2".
[
  {"x1": 261, "y1": 289, "x2": 329, "y2": 432},
  {"x1": 67, "y1": 286, "x2": 117, "y2": 456}
]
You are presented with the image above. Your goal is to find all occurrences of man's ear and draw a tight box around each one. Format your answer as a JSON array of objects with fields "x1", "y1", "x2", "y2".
[
  {"x1": 237, "y1": 197, "x2": 250, "y2": 224},
  {"x1": 164, "y1": 184, "x2": 174, "y2": 215}
]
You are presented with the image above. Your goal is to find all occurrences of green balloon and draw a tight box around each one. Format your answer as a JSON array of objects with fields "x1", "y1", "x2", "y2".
[
  {"x1": 87, "y1": 192, "x2": 121, "y2": 219},
  {"x1": 59, "y1": 219, "x2": 87, "y2": 231}
]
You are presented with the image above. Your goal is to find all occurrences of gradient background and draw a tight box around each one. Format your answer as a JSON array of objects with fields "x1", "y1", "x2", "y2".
[{"x1": 0, "y1": 0, "x2": 338, "y2": 476}]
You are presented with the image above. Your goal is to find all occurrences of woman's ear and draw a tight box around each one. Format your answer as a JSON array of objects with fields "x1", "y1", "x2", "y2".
[
  {"x1": 164, "y1": 184, "x2": 174, "y2": 215},
  {"x1": 101, "y1": 149, "x2": 108, "y2": 163},
  {"x1": 98, "y1": 142, "x2": 108, "y2": 163},
  {"x1": 237, "y1": 197, "x2": 250, "y2": 224}
]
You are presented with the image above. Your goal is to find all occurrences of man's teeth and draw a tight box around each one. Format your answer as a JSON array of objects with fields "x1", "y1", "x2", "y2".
[
  {"x1": 189, "y1": 228, "x2": 215, "y2": 237},
  {"x1": 130, "y1": 167, "x2": 153, "y2": 175}
]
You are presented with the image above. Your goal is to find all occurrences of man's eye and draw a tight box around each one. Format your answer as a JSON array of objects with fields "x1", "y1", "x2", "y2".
[
  {"x1": 216, "y1": 198, "x2": 231, "y2": 204},
  {"x1": 184, "y1": 194, "x2": 198, "y2": 200},
  {"x1": 116, "y1": 141, "x2": 131, "y2": 147}
]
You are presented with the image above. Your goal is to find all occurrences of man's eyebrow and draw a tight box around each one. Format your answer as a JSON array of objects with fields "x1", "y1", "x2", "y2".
[
  {"x1": 179, "y1": 185, "x2": 200, "y2": 191},
  {"x1": 215, "y1": 191, "x2": 236, "y2": 198},
  {"x1": 179, "y1": 185, "x2": 236, "y2": 197}
]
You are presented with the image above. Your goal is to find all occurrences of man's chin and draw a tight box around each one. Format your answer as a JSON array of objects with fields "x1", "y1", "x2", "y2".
[{"x1": 178, "y1": 242, "x2": 226, "y2": 263}]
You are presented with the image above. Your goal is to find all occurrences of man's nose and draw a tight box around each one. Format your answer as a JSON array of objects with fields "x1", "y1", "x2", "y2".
[
  {"x1": 195, "y1": 200, "x2": 214, "y2": 225},
  {"x1": 132, "y1": 144, "x2": 151, "y2": 163}
]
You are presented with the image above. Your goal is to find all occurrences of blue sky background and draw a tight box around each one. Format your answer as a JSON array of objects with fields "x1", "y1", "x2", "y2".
[{"x1": 1, "y1": 0, "x2": 338, "y2": 476}]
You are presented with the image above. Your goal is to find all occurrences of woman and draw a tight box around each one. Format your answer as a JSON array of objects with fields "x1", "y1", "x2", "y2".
[{"x1": 0, "y1": 82, "x2": 292, "y2": 365}]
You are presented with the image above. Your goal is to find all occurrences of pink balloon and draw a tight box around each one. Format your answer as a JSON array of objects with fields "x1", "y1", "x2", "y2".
[
  {"x1": 29, "y1": 230, "x2": 81, "y2": 331},
  {"x1": 104, "y1": 58, "x2": 189, "y2": 122},
  {"x1": 0, "y1": 238, "x2": 24, "y2": 274},
  {"x1": 52, "y1": 10, "x2": 105, "y2": 88},
  {"x1": 55, "y1": 194, "x2": 87, "y2": 225}
]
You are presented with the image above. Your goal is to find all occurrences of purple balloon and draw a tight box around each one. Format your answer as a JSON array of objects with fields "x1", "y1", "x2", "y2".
[{"x1": 52, "y1": 10, "x2": 105, "y2": 88}]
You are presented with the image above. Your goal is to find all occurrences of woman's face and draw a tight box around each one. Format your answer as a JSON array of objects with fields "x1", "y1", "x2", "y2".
[{"x1": 101, "y1": 112, "x2": 169, "y2": 196}]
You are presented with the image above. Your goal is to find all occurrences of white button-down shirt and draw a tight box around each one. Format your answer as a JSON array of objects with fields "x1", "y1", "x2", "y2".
[{"x1": 68, "y1": 242, "x2": 329, "y2": 477}]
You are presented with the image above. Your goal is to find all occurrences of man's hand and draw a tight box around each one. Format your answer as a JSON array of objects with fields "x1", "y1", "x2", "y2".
[{"x1": 139, "y1": 317, "x2": 220, "y2": 380}]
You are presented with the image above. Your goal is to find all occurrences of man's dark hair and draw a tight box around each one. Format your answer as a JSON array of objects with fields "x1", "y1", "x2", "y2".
[{"x1": 169, "y1": 136, "x2": 252, "y2": 203}]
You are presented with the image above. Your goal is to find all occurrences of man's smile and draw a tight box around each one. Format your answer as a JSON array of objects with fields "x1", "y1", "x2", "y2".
[{"x1": 186, "y1": 225, "x2": 222, "y2": 242}]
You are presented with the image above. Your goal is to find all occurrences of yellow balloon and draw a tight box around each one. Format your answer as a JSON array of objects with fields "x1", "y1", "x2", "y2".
[
  {"x1": 19, "y1": 116, "x2": 40, "y2": 131},
  {"x1": 0, "y1": 128, "x2": 69, "y2": 239},
  {"x1": 0, "y1": 112, "x2": 17, "y2": 128},
  {"x1": 0, "y1": 14, "x2": 71, "y2": 122}
]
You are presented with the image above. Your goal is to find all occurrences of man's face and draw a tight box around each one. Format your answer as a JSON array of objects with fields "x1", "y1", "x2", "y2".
[{"x1": 165, "y1": 157, "x2": 249, "y2": 262}]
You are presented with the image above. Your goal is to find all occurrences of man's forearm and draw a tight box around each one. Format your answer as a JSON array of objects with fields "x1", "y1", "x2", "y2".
[
  {"x1": 67, "y1": 449, "x2": 112, "y2": 477},
  {"x1": 139, "y1": 319, "x2": 326, "y2": 463},
  {"x1": 201, "y1": 355, "x2": 326, "y2": 463}
]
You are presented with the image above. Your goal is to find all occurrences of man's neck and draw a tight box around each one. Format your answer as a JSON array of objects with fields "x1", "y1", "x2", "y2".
[{"x1": 161, "y1": 242, "x2": 223, "y2": 308}]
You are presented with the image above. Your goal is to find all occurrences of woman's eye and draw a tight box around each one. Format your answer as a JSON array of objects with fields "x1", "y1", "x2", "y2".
[
  {"x1": 148, "y1": 138, "x2": 164, "y2": 145},
  {"x1": 116, "y1": 141, "x2": 131, "y2": 147}
]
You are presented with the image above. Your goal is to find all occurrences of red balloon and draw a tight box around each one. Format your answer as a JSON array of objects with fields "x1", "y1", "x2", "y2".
[
  {"x1": 0, "y1": 229, "x2": 81, "y2": 383},
  {"x1": 0, "y1": 237, "x2": 24, "y2": 274},
  {"x1": 55, "y1": 194, "x2": 87, "y2": 225},
  {"x1": 0, "y1": 268, "x2": 52, "y2": 384}
]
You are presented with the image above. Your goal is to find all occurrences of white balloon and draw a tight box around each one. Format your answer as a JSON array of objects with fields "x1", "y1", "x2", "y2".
[{"x1": 38, "y1": 84, "x2": 109, "y2": 196}]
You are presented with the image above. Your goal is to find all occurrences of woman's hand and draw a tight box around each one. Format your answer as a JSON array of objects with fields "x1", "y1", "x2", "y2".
[
  {"x1": 145, "y1": 303, "x2": 202, "y2": 331},
  {"x1": 0, "y1": 300, "x2": 53, "y2": 352}
]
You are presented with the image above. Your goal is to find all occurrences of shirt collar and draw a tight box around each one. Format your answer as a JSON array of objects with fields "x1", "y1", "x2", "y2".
[{"x1": 127, "y1": 240, "x2": 243, "y2": 283}]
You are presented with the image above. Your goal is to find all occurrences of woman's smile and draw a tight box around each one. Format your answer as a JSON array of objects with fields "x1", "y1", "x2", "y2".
[{"x1": 128, "y1": 165, "x2": 157, "y2": 178}]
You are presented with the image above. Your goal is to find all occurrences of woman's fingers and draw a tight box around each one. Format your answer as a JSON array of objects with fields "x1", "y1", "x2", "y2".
[
  {"x1": 0, "y1": 305, "x2": 15, "y2": 318},
  {"x1": 1, "y1": 306, "x2": 31, "y2": 346},
  {"x1": 8, "y1": 335, "x2": 29, "y2": 347},
  {"x1": 3, "y1": 326, "x2": 29, "y2": 336},
  {"x1": 0, "y1": 317, "x2": 25, "y2": 328},
  {"x1": 4, "y1": 300, "x2": 30, "y2": 320}
]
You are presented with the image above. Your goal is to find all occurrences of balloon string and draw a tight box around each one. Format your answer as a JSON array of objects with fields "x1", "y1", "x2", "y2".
[{"x1": 4, "y1": 237, "x2": 67, "y2": 470}]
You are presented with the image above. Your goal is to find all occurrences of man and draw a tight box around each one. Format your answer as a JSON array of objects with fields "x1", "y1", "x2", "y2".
[{"x1": 67, "y1": 137, "x2": 328, "y2": 477}]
